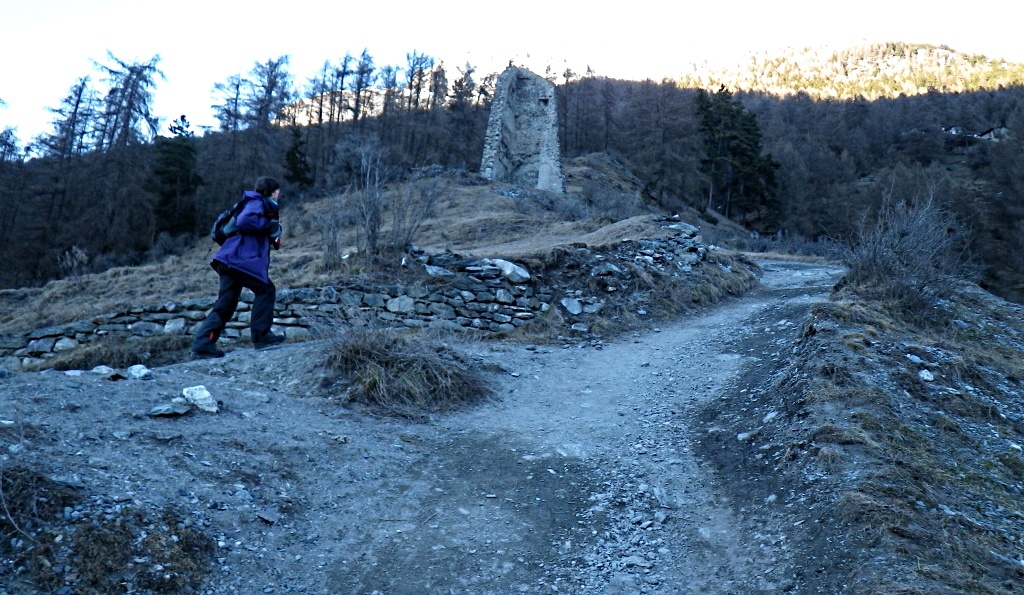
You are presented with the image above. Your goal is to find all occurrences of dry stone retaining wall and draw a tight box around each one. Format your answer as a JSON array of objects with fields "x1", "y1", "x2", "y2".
[
  {"x1": 0, "y1": 223, "x2": 717, "y2": 370},
  {"x1": 0, "y1": 260, "x2": 551, "y2": 370}
]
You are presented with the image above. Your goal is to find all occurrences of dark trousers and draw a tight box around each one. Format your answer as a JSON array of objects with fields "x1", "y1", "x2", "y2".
[{"x1": 192, "y1": 264, "x2": 276, "y2": 349}]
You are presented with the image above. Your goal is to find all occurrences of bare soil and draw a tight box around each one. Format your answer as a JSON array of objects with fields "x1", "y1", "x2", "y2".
[{"x1": 0, "y1": 259, "x2": 845, "y2": 594}]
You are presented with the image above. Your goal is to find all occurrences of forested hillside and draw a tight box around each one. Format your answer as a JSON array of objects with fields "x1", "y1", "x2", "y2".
[
  {"x1": 1, "y1": 43, "x2": 1023, "y2": 301},
  {"x1": 682, "y1": 42, "x2": 1024, "y2": 99}
]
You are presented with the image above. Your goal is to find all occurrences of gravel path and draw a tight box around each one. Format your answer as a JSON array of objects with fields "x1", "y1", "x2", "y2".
[{"x1": 1, "y1": 259, "x2": 844, "y2": 595}]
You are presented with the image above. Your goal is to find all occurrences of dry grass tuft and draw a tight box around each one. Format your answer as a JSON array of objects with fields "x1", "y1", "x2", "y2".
[
  {"x1": 0, "y1": 464, "x2": 83, "y2": 591},
  {"x1": 70, "y1": 506, "x2": 213, "y2": 593},
  {"x1": 816, "y1": 445, "x2": 843, "y2": 470},
  {"x1": 0, "y1": 465, "x2": 81, "y2": 547},
  {"x1": 1, "y1": 458, "x2": 213, "y2": 593},
  {"x1": 322, "y1": 326, "x2": 493, "y2": 419},
  {"x1": 836, "y1": 490, "x2": 913, "y2": 538},
  {"x1": 812, "y1": 424, "x2": 879, "y2": 448}
]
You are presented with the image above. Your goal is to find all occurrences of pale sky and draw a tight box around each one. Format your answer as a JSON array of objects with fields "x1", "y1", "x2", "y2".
[{"x1": 2, "y1": 0, "x2": 1022, "y2": 144}]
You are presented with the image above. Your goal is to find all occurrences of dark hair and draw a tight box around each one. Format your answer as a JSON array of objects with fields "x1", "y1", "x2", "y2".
[{"x1": 254, "y1": 176, "x2": 280, "y2": 197}]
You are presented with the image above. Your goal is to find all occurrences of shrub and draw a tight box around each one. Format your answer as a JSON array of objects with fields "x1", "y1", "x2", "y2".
[
  {"x1": 318, "y1": 192, "x2": 355, "y2": 271},
  {"x1": 322, "y1": 326, "x2": 493, "y2": 419},
  {"x1": 837, "y1": 195, "x2": 976, "y2": 320}
]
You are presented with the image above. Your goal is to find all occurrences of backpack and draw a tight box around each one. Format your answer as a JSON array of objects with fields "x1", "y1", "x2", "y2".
[{"x1": 210, "y1": 199, "x2": 245, "y2": 245}]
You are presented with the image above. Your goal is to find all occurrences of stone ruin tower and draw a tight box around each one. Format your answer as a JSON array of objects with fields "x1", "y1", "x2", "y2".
[{"x1": 480, "y1": 67, "x2": 564, "y2": 193}]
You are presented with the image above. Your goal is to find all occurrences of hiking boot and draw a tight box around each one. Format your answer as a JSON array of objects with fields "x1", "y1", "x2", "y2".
[
  {"x1": 253, "y1": 332, "x2": 286, "y2": 350},
  {"x1": 192, "y1": 346, "x2": 225, "y2": 359}
]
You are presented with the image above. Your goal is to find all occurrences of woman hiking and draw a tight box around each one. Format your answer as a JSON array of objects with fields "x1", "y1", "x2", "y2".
[{"x1": 191, "y1": 176, "x2": 286, "y2": 358}]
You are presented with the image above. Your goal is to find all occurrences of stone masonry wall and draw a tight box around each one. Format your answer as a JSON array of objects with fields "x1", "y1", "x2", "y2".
[
  {"x1": 0, "y1": 258, "x2": 548, "y2": 370},
  {"x1": 480, "y1": 67, "x2": 564, "y2": 193},
  {"x1": 0, "y1": 223, "x2": 715, "y2": 370}
]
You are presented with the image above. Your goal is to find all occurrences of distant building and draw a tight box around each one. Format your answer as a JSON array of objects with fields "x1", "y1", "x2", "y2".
[{"x1": 975, "y1": 126, "x2": 1008, "y2": 141}]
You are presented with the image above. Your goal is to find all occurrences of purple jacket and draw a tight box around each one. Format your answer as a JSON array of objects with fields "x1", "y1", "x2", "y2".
[{"x1": 211, "y1": 191, "x2": 278, "y2": 283}]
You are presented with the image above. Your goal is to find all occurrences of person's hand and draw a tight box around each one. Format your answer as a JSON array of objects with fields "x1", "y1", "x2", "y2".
[{"x1": 269, "y1": 221, "x2": 283, "y2": 250}]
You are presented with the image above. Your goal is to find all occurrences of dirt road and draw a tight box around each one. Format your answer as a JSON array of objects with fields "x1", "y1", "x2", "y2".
[{"x1": 1, "y1": 259, "x2": 844, "y2": 595}]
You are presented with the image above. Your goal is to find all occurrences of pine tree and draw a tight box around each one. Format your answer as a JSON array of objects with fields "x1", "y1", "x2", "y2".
[
  {"x1": 148, "y1": 115, "x2": 203, "y2": 235},
  {"x1": 695, "y1": 86, "x2": 779, "y2": 226}
]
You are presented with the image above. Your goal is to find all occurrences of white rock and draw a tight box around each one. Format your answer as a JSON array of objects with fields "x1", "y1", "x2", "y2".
[
  {"x1": 128, "y1": 364, "x2": 153, "y2": 380},
  {"x1": 182, "y1": 385, "x2": 219, "y2": 413},
  {"x1": 918, "y1": 369, "x2": 935, "y2": 382},
  {"x1": 164, "y1": 318, "x2": 187, "y2": 335},
  {"x1": 91, "y1": 365, "x2": 116, "y2": 375},
  {"x1": 64, "y1": 370, "x2": 83, "y2": 377},
  {"x1": 486, "y1": 258, "x2": 531, "y2": 283},
  {"x1": 560, "y1": 298, "x2": 583, "y2": 315}
]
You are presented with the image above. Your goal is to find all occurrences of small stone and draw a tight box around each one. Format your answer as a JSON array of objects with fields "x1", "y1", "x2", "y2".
[
  {"x1": 182, "y1": 385, "x2": 219, "y2": 413},
  {"x1": 918, "y1": 369, "x2": 935, "y2": 382},
  {"x1": 163, "y1": 318, "x2": 187, "y2": 335},
  {"x1": 622, "y1": 555, "x2": 652, "y2": 568},
  {"x1": 130, "y1": 321, "x2": 164, "y2": 337},
  {"x1": 148, "y1": 403, "x2": 192, "y2": 417},
  {"x1": 91, "y1": 365, "x2": 116, "y2": 375},
  {"x1": 53, "y1": 337, "x2": 79, "y2": 352},
  {"x1": 257, "y1": 510, "x2": 281, "y2": 524}
]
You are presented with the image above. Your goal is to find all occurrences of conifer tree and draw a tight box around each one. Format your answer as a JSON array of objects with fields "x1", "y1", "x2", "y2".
[
  {"x1": 695, "y1": 85, "x2": 779, "y2": 225},
  {"x1": 149, "y1": 115, "x2": 203, "y2": 235}
]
